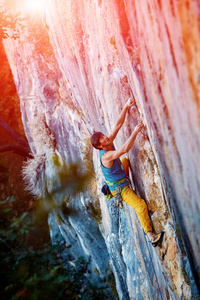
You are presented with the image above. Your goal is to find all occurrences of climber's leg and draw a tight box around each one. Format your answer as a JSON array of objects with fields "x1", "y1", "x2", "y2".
[
  {"x1": 121, "y1": 187, "x2": 152, "y2": 234},
  {"x1": 120, "y1": 157, "x2": 129, "y2": 177}
]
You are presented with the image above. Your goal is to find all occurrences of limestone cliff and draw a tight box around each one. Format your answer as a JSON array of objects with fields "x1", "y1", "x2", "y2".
[{"x1": 3, "y1": 0, "x2": 200, "y2": 299}]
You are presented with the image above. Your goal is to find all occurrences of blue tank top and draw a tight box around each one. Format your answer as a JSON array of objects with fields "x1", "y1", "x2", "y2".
[{"x1": 99, "y1": 146, "x2": 128, "y2": 191}]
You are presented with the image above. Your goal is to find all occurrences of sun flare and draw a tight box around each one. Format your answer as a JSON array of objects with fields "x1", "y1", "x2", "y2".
[{"x1": 24, "y1": 0, "x2": 46, "y2": 13}]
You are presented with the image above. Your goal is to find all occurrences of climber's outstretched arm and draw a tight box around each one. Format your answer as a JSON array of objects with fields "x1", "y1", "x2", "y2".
[
  {"x1": 102, "y1": 123, "x2": 144, "y2": 165},
  {"x1": 108, "y1": 98, "x2": 135, "y2": 142}
]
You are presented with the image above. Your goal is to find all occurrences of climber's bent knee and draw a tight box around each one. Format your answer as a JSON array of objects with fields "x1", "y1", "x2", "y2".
[{"x1": 122, "y1": 187, "x2": 152, "y2": 234}]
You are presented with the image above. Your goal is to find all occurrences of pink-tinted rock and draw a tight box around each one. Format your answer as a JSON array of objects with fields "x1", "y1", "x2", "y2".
[{"x1": 3, "y1": 0, "x2": 199, "y2": 298}]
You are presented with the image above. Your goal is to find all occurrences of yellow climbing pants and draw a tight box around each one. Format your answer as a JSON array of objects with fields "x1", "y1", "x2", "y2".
[{"x1": 111, "y1": 157, "x2": 152, "y2": 234}]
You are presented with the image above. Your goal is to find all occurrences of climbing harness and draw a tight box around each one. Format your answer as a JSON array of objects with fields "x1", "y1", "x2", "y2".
[
  {"x1": 101, "y1": 182, "x2": 123, "y2": 207},
  {"x1": 113, "y1": 185, "x2": 124, "y2": 209},
  {"x1": 103, "y1": 177, "x2": 130, "y2": 210},
  {"x1": 105, "y1": 177, "x2": 127, "y2": 186}
]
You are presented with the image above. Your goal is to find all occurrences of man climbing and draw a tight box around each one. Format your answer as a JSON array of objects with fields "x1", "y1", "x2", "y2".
[{"x1": 90, "y1": 98, "x2": 164, "y2": 247}]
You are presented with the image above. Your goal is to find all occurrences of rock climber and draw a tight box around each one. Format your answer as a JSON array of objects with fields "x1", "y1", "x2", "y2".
[{"x1": 90, "y1": 98, "x2": 164, "y2": 247}]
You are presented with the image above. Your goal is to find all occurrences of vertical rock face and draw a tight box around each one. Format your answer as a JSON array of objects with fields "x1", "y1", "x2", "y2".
[{"x1": 3, "y1": 0, "x2": 200, "y2": 299}]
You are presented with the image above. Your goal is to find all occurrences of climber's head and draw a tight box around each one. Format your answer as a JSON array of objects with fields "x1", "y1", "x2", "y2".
[
  {"x1": 91, "y1": 132, "x2": 111, "y2": 150},
  {"x1": 90, "y1": 132, "x2": 102, "y2": 149}
]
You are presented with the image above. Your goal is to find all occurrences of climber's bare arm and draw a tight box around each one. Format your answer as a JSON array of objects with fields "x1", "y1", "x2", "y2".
[
  {"x1": 108, "y1": 98, "x2": 135, "y2": 142},
  {"x1": 102, "y1": 123, "x2": 144, "y2": 168}
]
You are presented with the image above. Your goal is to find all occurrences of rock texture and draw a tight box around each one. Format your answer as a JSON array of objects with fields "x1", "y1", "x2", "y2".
[{"x1": 3, "y1": 0, "x2": 200, "y2": 299}]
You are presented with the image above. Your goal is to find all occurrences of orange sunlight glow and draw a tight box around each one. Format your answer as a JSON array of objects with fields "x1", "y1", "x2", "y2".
[{"x1": 24, "y1": 0, "x2": 46, "y2": 13}]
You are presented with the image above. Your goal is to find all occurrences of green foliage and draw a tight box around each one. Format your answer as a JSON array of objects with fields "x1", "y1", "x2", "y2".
[
  {"x1": 0, "y1": 197, "x2": 115, "y2": 299},
  {"x1": 81, "y1": 138, "x2": 102, "y2": 224},
  {"x1": 175, "y1": 222, "x2": 181, "y2": 238},
  {"x1": 181, "y1": 266, "x2": 190, "y2": 286},
  {"x1": 57, "y1": 162, "x2": 91, "y2": 196}
]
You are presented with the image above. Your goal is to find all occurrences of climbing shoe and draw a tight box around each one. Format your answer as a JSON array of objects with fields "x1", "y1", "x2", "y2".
[{"x1": 151, "y1": 231, "x2": 165, "y2": 247}]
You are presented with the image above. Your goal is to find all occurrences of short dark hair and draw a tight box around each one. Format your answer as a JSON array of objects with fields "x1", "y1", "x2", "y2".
[{"x1": 90, "y1": 132, "x2": 102, "y2": 149}]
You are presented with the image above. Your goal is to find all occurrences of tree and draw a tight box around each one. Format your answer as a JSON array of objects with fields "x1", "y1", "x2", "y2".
[
  {"x1": 0, "y1": 118, "x2": 32, "y2": 158},
  {"x1": 0, "y1": 197, "x2": 116, "y2": 300}
]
